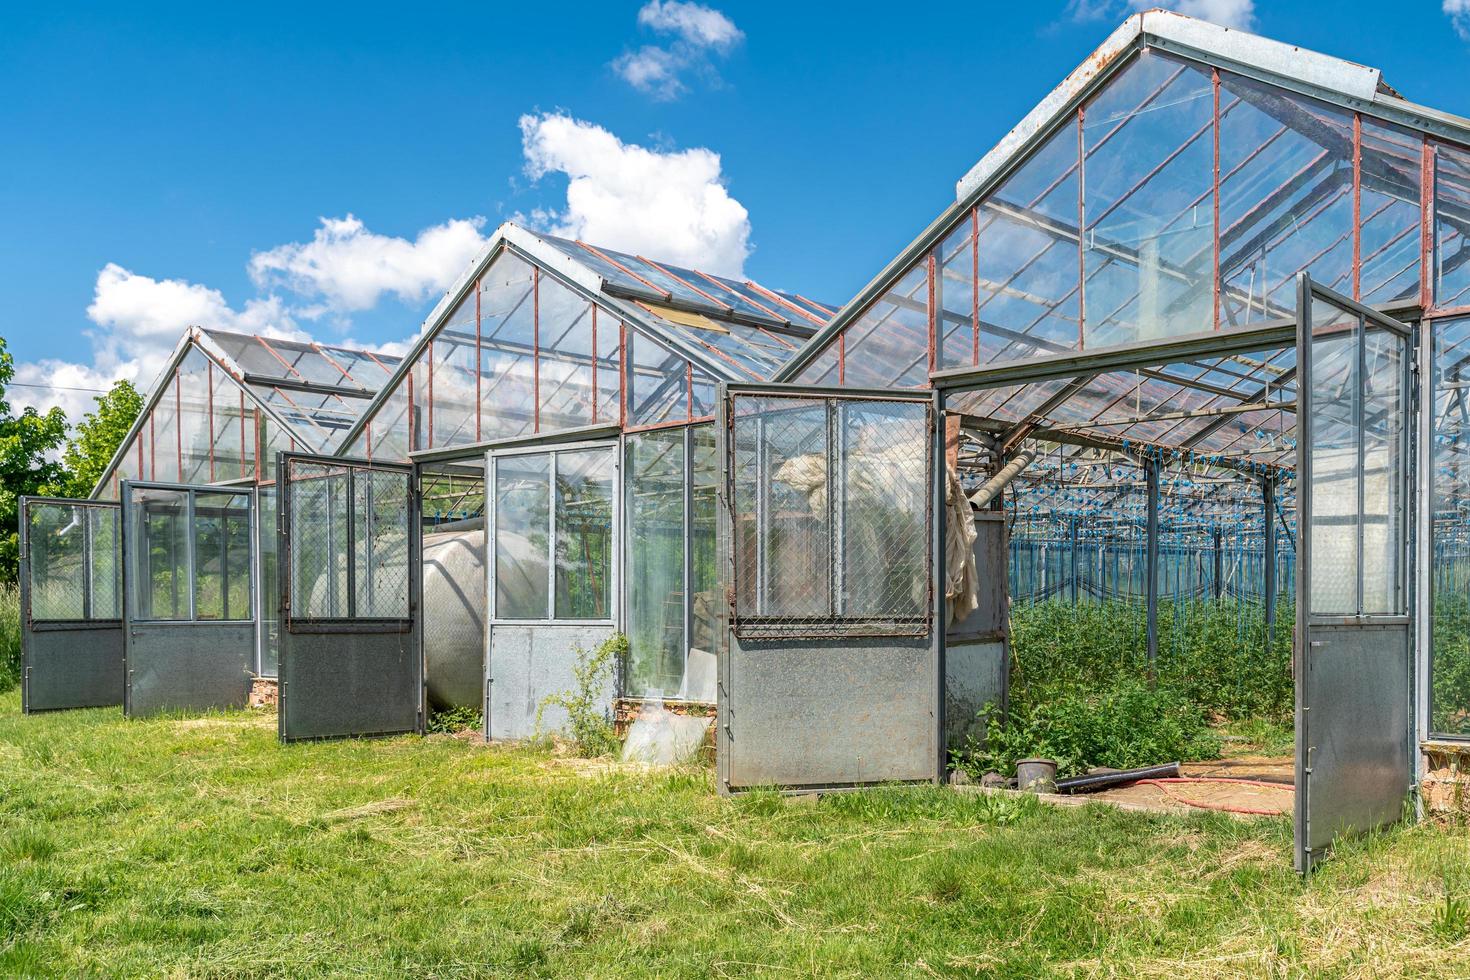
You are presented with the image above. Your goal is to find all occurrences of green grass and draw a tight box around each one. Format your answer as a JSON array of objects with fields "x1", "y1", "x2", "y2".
[{"x1": 3, "y1": 693, "x2": 1470, "y2": 976}]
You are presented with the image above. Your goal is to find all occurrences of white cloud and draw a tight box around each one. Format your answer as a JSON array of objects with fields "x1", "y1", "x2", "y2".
[
  {"x1": 1068, "y1": 0, "x2": 1257, "y2": 31},
  {"x1": 637, "y1": 0, "x2": 743, "y2": 50},
  {"x1": 11, "y1": 263, "x2": 304, "y2": 424},
  {"x1": 1447, "y1": 0, "x2": 1470, "y2": 40},
  {"x1": 518, "y1": 111, "x2": 751, "y2": 277},
  {"x1": 613, "y1": 1, "x2": 743, "y2": 99},
  {"x1": 249, "y1": 214, "x2": 488, "y2": 315}
]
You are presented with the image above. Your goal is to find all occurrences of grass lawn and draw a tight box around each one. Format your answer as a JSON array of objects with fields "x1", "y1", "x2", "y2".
[{"x1": 3, "y1": 691, "x2": 1470, "y2": 977}]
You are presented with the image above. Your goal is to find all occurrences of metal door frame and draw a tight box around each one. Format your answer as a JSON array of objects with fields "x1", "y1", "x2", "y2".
[
  {"x1": 277, "y1": 451, "x2": 424, "y2": 741},
  {"x1": 18, "y1": 495, "x2": 124, "y2": 712},
  {"x1": 1295, "y1": 273, "x2": 1416, "y2": 871}
]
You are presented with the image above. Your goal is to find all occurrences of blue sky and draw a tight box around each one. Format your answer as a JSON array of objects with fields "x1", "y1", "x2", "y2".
[{"x1": 4, "y1": 0, "x2": 1470, "y2": 421}]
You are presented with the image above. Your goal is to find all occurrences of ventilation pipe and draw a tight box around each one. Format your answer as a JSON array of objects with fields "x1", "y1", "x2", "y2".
[{"x1": 968, "y1": 447, "x2": 1038, "y2": 510}]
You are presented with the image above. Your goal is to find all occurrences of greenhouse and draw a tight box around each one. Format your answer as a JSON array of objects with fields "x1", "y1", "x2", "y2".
[{"x1": 19, "y1": 7, "x2": 1470, "y2": 871}]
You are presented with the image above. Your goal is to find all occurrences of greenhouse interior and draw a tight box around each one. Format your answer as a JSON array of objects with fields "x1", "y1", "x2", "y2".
[{"x1": 17, "y1": 8, "x2": 1470, "y2": 869}]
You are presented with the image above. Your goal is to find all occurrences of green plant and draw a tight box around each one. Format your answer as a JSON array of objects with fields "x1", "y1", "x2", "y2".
[
  {"x1": 536, "y1": 633, "x2": 624, "y2": 757},
  {"x1": 426, "y1": 704, "x2": 482, "y2": 735},
  {"x1": 0, "y1": 582, "x2": 19, "y2": 692},
  {"x1": 959, "y1": 678, "x2": 1222, "y2": 780}
]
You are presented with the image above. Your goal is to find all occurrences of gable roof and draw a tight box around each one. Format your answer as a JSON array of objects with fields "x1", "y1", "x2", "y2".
[
  {"x1": 332, "y1": 221, "x2": 834, "y2": 454},
  {"x1": 90, "y1": 327, "x2": 401, "y2": 496},
  {"x1": 775, "y1": 8, "x2": 1470, "y2": 382}
]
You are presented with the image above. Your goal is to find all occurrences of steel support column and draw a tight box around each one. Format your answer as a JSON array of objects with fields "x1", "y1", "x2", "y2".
[
  {"x1": 1263, "y1": 475, "x2": 1278, "y2": 633},
  {"x1": 1145, "y1": 457, "x2": 1160, "y2": 679},
  {"x1": 1069, "y1": 517, "x2": 1080, "y2": 604},
  {"x1": 1213, "y1": 527, "x2": 1223, "y2": 599}
]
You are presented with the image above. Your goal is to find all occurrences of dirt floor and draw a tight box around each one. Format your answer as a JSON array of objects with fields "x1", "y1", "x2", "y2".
[{"x1": 1084, "y1": 752, "x2": 1294, "y2": 816}]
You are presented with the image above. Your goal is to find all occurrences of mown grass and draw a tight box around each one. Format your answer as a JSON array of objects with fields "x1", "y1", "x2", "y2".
[{"x1": 3, "y1": 693, "x2": 1470, "y2": 976}]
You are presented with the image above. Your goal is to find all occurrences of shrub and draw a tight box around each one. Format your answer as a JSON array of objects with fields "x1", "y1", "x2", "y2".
[
  {"x1": 426, "y1": 704, "x2": 482, "y2": 734},
  {"x1": 536, "y1": 633, "x2": 624, "y2": 757},
  {"x1": 0, "y1": 582, "x2": 19, "y2": 693},
  {"x1": 960, "y1": 679, "x2": 1222, "y2": 780}
]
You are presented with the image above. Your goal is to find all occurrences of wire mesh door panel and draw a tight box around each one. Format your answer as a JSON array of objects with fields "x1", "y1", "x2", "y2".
[
  {"x1": 278, "y1": 452, "x2": 422, "y2": 741},
  {"x1": 727, "y1": 393, "x2": 934, "y2": 639},
  {"x1": 1294, "y1": 275, "x2": 1413, "y2": 873},
  {"x1": 719, "y1": 386, "x2": 942, "y2": 793},
  {"x1": 19, "y1": 497, "x2": 125, "y2": 712}
]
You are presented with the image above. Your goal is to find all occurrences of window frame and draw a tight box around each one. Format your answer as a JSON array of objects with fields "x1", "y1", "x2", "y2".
[
  {"x1": 123, "y1": 481, "x2": 257, "y2": 626},
  {"x1": 21, "y1": 497, "x2": 124, "y2": 630},
  {"x1": 486, "y1": 439, "x2": 620, "y2": 626}
]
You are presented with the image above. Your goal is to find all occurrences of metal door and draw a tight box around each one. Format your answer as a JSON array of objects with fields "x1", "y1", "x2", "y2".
[
  {"x1": 18, "y1": 497, "x2": 124, "y2": 712},
  {"x1": 122, "y1": 482, "x2": 258, "y2": 716},
  {"x1": 717, "y1": 384, "x2": 943, "y2": 792},
  {"x1": 1295, "y1": 274, "x2": 1415, "y2": 871},
  {"x1": 278, "y1": 453, "x2": 422, "y2": 741}
]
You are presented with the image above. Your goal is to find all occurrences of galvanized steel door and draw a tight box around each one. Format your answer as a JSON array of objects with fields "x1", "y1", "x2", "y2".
[
  {"x1": 278, "y1": 453, "x2": 423, "y2": 741},
  {"x1": 18, "y1": 497, "x2": 124, "y2": 712},
  {"x1": 122, "y1": 482, "x2": 258, "y2": 716},
  {"x1": 1295, "y1": 275, "x2": 1415, "y2": 872},
  {"x1": 716, "y1": 384, "x2": 943, "y2": 792}
]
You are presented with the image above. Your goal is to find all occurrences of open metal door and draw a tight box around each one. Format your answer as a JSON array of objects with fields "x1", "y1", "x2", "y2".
[
  {"x1": 122, "y1": 482, "x2": 258, "y2": 716},
  {"x1": 717, "y1": 384, "x2": 943, "y2": 792},
  {"x1": 1295, "y1": 275, "x2": 1415, "y2": 871},
  {"x1": 278, "y1": 453, "x2": 423, "y2": 742},
  {"x1": 18, "y1": 497, "x2": 124, "y2": 712}
]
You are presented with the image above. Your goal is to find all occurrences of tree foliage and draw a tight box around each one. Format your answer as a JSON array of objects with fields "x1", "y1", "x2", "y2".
[
  {"x1": 0, "y1": 338, "x2": 69, "y2": 580},
  {"x1": 50, "y1": 379, "x2": 142, "y2": 499}
]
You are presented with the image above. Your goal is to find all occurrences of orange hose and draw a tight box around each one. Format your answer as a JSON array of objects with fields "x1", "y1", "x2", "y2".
[{"x1": 1135, "y1": 777, "x2": 1293, "y2": 816}]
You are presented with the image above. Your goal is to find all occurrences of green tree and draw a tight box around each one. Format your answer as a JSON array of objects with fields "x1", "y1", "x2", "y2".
[
  {"x1": 51, "y1": 379, "x2": 142, "y2": 499},
  {"x1": 0, "y1": 338, "x2": 69, "y2": 580}
]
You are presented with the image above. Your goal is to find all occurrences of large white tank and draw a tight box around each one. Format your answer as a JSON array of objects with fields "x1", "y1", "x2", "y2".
[{"x1": 422, "y1": 527, "x2": 487, "y2": 709}]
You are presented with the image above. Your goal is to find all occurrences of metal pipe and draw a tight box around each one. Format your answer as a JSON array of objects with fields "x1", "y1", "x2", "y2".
[
  {"x1": 1056, "y1": 762, "x2": 1181, "y2": 794},
  {"x1": 1145, "y1": 457, "x2": 1159, "y2": 679},
  {"x1": 969, "y1": 448, "x2": 1039, "y2": 510}
]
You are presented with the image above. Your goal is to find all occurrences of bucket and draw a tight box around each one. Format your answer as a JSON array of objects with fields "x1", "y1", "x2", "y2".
[{"x1": 1016, "y1": 758, "x2": 1058, "y2": 794}]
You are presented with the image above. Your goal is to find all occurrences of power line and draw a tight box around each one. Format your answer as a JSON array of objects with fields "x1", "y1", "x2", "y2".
[{"x1": 8, "y1": 381, "x2": 110, "y2": 394}]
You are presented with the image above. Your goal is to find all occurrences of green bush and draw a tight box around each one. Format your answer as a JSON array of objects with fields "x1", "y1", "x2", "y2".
[
  {"x1": 536, "y1": 633, "x2": 624, "y2": 758},
  {"x1": 0, "y1": 582, "x2": 19, "y2": 693},
  {"x1": 960, "y1": 679, "x2": 1222, "y2": 780},
  {"x1": 426, "y1": 704, "x2": 482, "y2": 735}
]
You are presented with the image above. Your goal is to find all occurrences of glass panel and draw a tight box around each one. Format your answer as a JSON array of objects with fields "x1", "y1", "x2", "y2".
[
  {"x1": 1360, "y1": 120, "x2": 1422, "y2": 304},
  {"x1": 368, "y1": 364, "x2": 414, "y2": 463},
  {"x1": 258, "y1": 485, "x2": 278, "y2": 675},
  {"x1": 624, "y1": 427, "x2": 686, "y2": 697},
  {"x1": 177, "y1": 349, "x2": 212, "y2": 485},
  {"x1": 792, "y1": 339, "x2": 840, "y2": 386},
  {"x1": 1433, "y1": 316, "x2": 1470, "y2": 734},
  {"x1": 977, "y1": 120, "x2": 1082, "y2": 362},
  {"x1": 690, "y1": 424, "x2": 718, "y2": 666},
  {"x1": 210, "y1": 362, "x2": 249, "y2": 481},
  {"x1": 494, "y1": 454, "x2": 551, "y2": 619},
  {"x1": 194, "y1": 491, "x2": 252, "y2": 621},
  {"x1": 595, "y1": 313, "x2": 622, "y2": 424},
  {"x1": 479, "y1": 254, "x2": 538, "y2": 442},
  {"x1": 1308, "y1": 306, "x2": 1360, "y2": 615},
  {"x1": 840, "y1": 263, "x2": 930, "y2": 388},
  {"x1": 87, "y1": 506, "x2": 121, "y2": 620},
  {"x1": 1082, "y1": 51, "x2": 1214, "y2": 347},
  {"x1": 431, "y1": 289, "x2": 480, "y2": 449},
  {"x1": 553, "y1": 449, "x2": 614, "y2": 619},
  {"x1": 1436, "y1": 142, "x2": 1470, "y2": 310},
  {"x1": 132, "y1": 487, "x2": 190, "y2": 621},
  {"x1": 1220, "y1": 72, "x2": 1354, "y2": 325},
  {"x1": 150, "y1": 381, "x2": 180, "y2": 483},
  {"x1": 838, "y1": 401, "x2": 929, "y2": 618},
  {"x1": 289, "y1": 463, "x2": 349, "y2": 619},
  {"x1": 937, "y1": 220, "x2": 976, "y2": 370},
  {"x1": 354, "y1": 469, "x2": 411, "y2": 618},
  {"x1": 1361, "y1": 326, "x2": 1404, "y2": 614},
  {"x1": 27, "y1": 504, "x2": 87, "y2": 621},
  {"x1": 627, "y1": 328, "x2": 690, "y2": 427},
  {"x1": 537, "y1": 280, "x2": 596, "y2": 433}
]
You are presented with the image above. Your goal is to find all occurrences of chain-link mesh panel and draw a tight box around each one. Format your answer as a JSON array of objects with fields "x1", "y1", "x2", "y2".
[
  {"x1": 354, "y1": 469, "x2": 411, "y2": 618},
  {"x1": 87, "y1": 506, "x2": 122, "y2": 620},
  {"x1": 287, "y1": 458, "x2": 411, "y2": 624},
  {"x1": 27, "y1": 503, "x2": 88, "y2": 621},
  {"x1": 729, "y1": 393, "x2": 932, "y2": 639}
]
